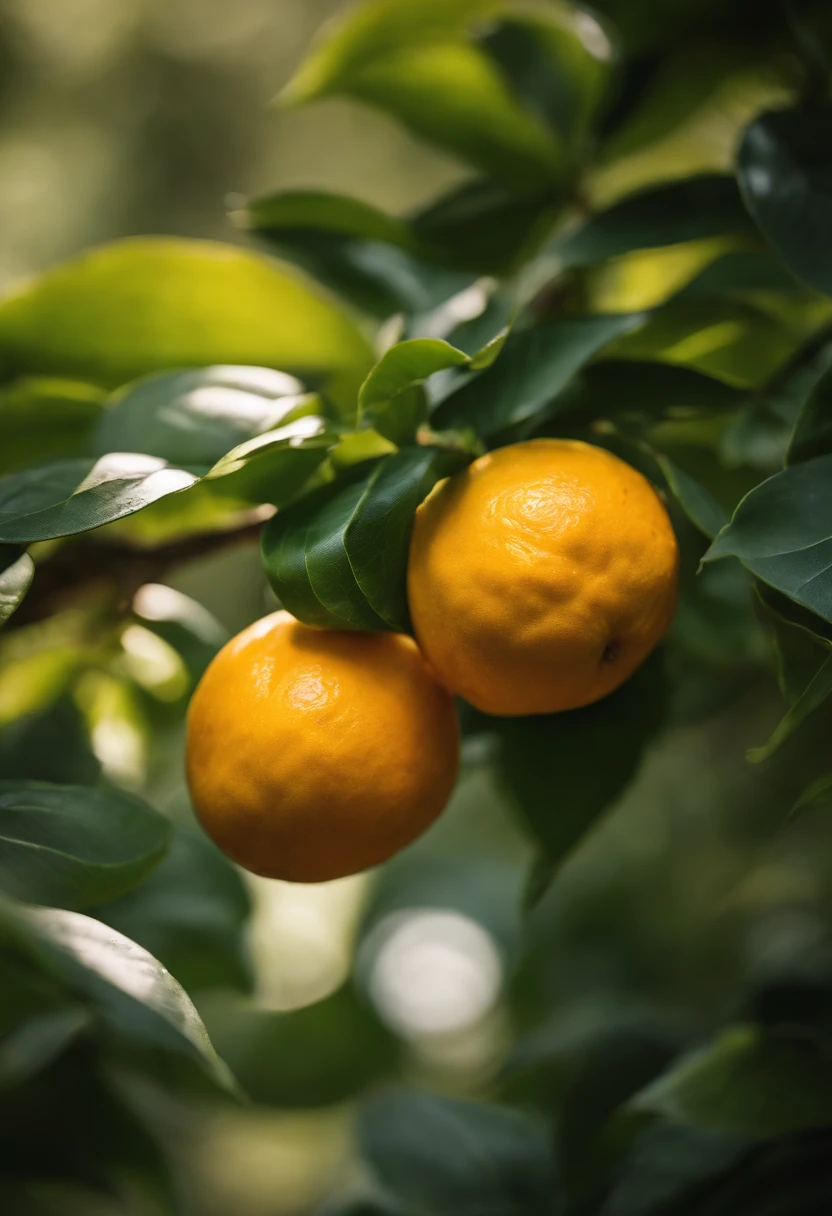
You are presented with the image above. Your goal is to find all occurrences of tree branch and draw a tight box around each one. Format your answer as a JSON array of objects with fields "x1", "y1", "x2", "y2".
[{"x1": 9, "y1": 516, "x2": 267, "y2": 631}]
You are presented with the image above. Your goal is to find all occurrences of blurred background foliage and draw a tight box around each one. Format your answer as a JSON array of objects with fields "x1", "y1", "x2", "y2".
[{"x1": 3, "y1": 0, "x2": 832, "y2": 1213}]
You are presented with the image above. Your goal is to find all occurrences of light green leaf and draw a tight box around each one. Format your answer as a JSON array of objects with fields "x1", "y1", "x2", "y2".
[
  {"x1": 262, "y1": 447, "x2": 468, "y2": 632},
  {"x1": 359, "y1": 338, "x2": 474, "y2": 442},
  {"x1": 0, "y1": 781, "x2": 171, "y2": 910},
  {"x1": 0, "y1": 238, "x2": 373, "y2": 388},
  {"x1": 91, "y1": 365, "x2": 316, "y2": 467},
  {"x1": 282, "y1": 0, "x2": 563, "y2": 190},
  {"x1": 432, "y1": 313, "x2": 644, "y2": 439},
  {"x1": 204, "y1": 416, "x2": 338, "y2": 506},
  {"x1": 633, "y1": 1025, "x2": 832, "y2": 1137},
  {"x1": 705, "y1": 454, "x2": 832, "y2": 625},
  {"x1": 0, "y1": 547, "x2": 34, "y2": 625},
  {"x1": 737, "y1": 105, "x2": 832, "y2": 298},
  {"x1": 0, "y1": 378, "x2": 105, "y2": 476}
]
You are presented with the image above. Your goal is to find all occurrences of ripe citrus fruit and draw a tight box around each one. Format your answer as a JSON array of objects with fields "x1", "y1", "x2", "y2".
[
  {"x1": 407, "y1": 438, "x2": 679, "y2": 716},
  {"x1": 186, "y1": 611, "x2": 459, "y2": 882}
]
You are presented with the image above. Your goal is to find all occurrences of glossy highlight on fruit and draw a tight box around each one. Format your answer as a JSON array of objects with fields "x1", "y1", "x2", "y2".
[
  {"x1": 186, "y1": 611, "x2": 459, "y2": 882},
  {"x1": 407, "y1": 438, "x2": 679, "y2": 716}
]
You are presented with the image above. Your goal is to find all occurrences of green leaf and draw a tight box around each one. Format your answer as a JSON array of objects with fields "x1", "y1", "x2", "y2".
[
  {"x1": 791, "y1": 772, "x2": 832, "y2": 820},
  {"x1": 0, "y1": 782, "x2": 171, "y2": 911},
  {"x1": 282, "y1": 0, "x2": 563, "y2": 190},
  {"x1": 262, "y1": 447, "x2": 467, "y2": 632},
  {"x1": 633, "y1": 1025, "x2": 832, "y2": 1137},
  {"x1": 205, "y1": 984, "x2": 399, "y2": 1108},
  {"x1": 0, "y1": 415, "x2": 339, "y2": 544},
  {"x1": 737, "y1": 105, "x2": 832, "y2": 298},
  {"x1": 549, "y1": 175, "x2": 755, "y2": 271},
  {"x1": 0, "y1": 547, "x2": 34, "y2": 626},
  {"x1": 608, "y1": 297, "x2": 798, "y2": 388},
  {"x1": 98, "y1": 828, "x2": 252, "y2": 996},
  {"x1": 747, "y1": 653, "x2": 832, "y2": 763},
  {"x1": 0, "y1": 237, "x2": 372, "y2": 388},
  {"x1": 411, "y1": 178, "x2": 562, "y2": 275},
  {"x1": 789, "y1": 360, "x2": 832, "y2": 464},
  {"x1": 705, "y1": 454, "x2": 832, "y2": 626},
  {"x1": 495, "y1": 651, "x2": 666, "y2": 870},
  {"x1": 0, "y1": 455, "x2": 198, "y2": 545},
  {"x1": 432, "y1": 313, "x2": 644, "y2": 439},
  {"x1": 679, "y1": 250, "x2": 811, "y2": 299},
  {"x1": 203, "y1": 416, "x2": 338, "y2": 506},
  {"x1": 359, "y1": 1090, "x2": 558, "y2": 1216},
  {"x1": 602, "y1": 1122, "x2": 753, "y2": 1216},
  {"x1": 755, "y1": 581, "x2": 832, "y2": 705},
  {"x1": 244, "y1": 189, "x2": 471, "y2": 317},
  {"x1": 359, "y1": 338, "x2": 475, "y2": 443},
  {"x1": 0, "y1": 1007, "x2": 90, "y2": 1092},
  {"x1": 4, "y1": 902, "x2": 236, "y2": 1095},
  {"x1": 0, "y1": 378, "x2": 105, "y2": 476},
  {"x1": 131, "y1": 583, "x2": 229, "y2": 683},
  {"x1": 479, "y1": 8, "x2": 612, "y2": 147},
  {"x1": 90, "y1": 365, "x2": 316, "y2": 467},
  {"x1": 654, "y1": 456, "x2": 729, "y2": 540}
]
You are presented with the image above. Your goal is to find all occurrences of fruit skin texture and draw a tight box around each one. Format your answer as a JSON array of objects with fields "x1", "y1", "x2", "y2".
[
  {"x1": 186, "y1": 611, "x2": 459, "y2": 883},
  {"x1": 407, "y1": 438, "x2": 679, "y2": 716}
]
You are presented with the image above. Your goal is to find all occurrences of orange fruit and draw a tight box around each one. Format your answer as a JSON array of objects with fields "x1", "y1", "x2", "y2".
[
  {"x1": 407, "y1": 438, "x2": 678, "y2": 716},
  {"x1": 186, "y1": 611, "x2": 459, "y2": 882}
]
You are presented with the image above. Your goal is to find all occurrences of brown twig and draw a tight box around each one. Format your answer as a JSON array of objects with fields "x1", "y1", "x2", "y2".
[{"x1": 9, "y1": 517, "x2": 267, "y2": 631}]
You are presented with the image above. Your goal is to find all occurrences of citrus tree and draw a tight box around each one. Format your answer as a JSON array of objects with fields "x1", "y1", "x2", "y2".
[{"x1": 2, "y1": 0, "x2": 832, "y2": 1212}]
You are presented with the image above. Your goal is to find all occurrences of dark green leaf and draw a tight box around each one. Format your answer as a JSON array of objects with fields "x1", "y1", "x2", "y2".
[
  {"x1": 262, "y1": 447, "x2": 467, "y2": 632},
  {"x1": 755, "y1": 581, "x2": 832, "y2": 705},
  {"x1": 432, "y1": 313, "x2": 644, "y2": 438},
  {"x1": 550, "y1": 175, "x2": 755, "y2": 271},
  {"x1": 479, "y1": 9, "x2": 611, "y2": 146},
  {"x1": 0, "y1": 1007, "x2": 90, "y2": 1092},
  {"x1": 359, "y1": 1090, "x2": 558, "y2": 1216},
  {"x1": 747, "y1": 653, "x2": 832, "y2": 763},
  {"x1": 0, "y1": 548, "x2": 34, "y2": 626},
  {"x1": 91, "y1": 365, "x2": 315, "y2": 466},
  {"x1": 0, "y1": 455, "x2": 198, "y2": 545},
  {"x1": 3, "y1": 902, "x2": 236, "y2": 1095},
  {"x1": 602, "y1": 1122, "x2": 753, "y2": 1216},
  {"x1": 0, "y1": 782, "x2": 171, "y2": 910},
  {"x1": 495, "y1": 651, "x2": 666, "y2": 868},
  {"x1": 705, "y1": 454, "x2": 832, "y2": 625},
  {"x1": 789, "y1": 361, "x2": 832, "y2": 464},
  {"x1": 411, "y1": 178, "x2": 561, "y2": 275},
  {"x1": 654, "y1": 456, "x2": 729, "y2": 539},
  {"x1": 633, "y1": 1025, "x2": 832, "y2": 1137},
  {"x1": 0, "y1": 379, "x2": 105, "y2": 476},
  {"x1": 282, "y1": 1, "x2": 564, "y2": 191},
  {"x1": 98, "y1": 828, "x2": 252, "y2": 996},
  {"x1": 737, "y1": 105, "x2": 832, "y2": 298},
  {"x1": 0, "y1": 697, "x2": 100, "y2": 787},
  {"x1": 791, "y1": 772, "x2": 832, "y2": 819},
  {"x1": 0, "y1": 237, "x2": 372, "y2": 387},
  {"x1": 205, "y1": 984, "x2": 399, "y2": 1108},
  {"x1": 359, "y1": 339, "x2": 471, "y2": 444},
  {"x1": 679, "y1": 250, "x2": 810, "y2": 298},
  {"x1": 244, "y1": 189, "x2": 471, "y2": 317}
]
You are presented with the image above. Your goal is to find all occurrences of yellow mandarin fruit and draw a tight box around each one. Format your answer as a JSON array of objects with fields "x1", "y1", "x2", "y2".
[
  {"x1": 186, "y1": 611, "x2": 459, "y2": 882},
  {"x1": 407, "y1": 438, "x2": 679, "y2": 716}
]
